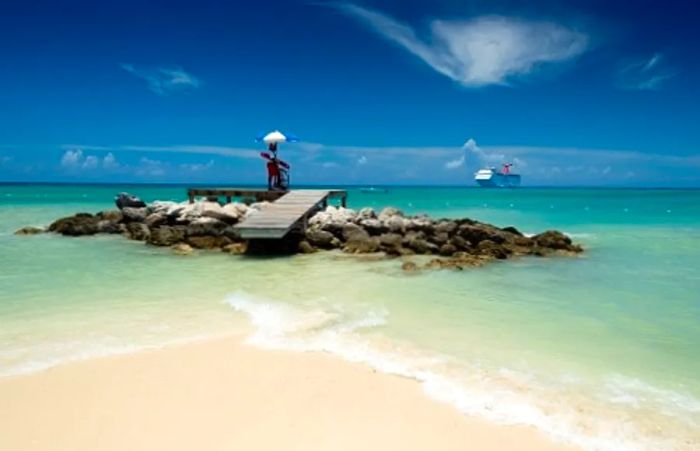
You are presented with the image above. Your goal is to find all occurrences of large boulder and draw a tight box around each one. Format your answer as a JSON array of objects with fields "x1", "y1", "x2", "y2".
[
  {"x1": 148, "y1": 226, "x2": 186, "y2": 246},
  {"x1": 144, "y1": 212, "x2": 167, "y2": 228},
  {"x1": 532, "y1": 230, "x2": 572, "y2": 250},
  {"x1": 48, "y1": 214, "x2": 99, "y2": 236},
  {"x1": 341, "y1": 223, "x2": 369, "y2": 242},
  {"x1": 96, "y1": 210, "x2": 123, "y2": 223},
  {"x1": 384, "y1": 216, "x2": 406, "y2": 233},
  {"x1": 298, "y1": 240, "x2": 317, "y2": 254},
  {"x1": 378, "y1": 207, "x2": 403, "y2": 221},
  {"x1": 121, "y1": 207, "x2": 148, "y2": 223},
  {"x1": 434, "y1": 220, "x2": 458, "y2": 235},
  {"x1": 405, "y1": 235, "x2": 439, "y2": 254},
  {"x1": 148, "y1": 201, "x2": 178, "y2": 215},
  {"x1": 357, "y1": 207, "x2": 376, "y2": 220},
  {"x1": 115, "y1": 192, "x2": 146, "y2": 210},
  {"x1": 125, "y1": 223, "x2": 151, "y2": 241},
  {"x1": 457, "y1": 224, "x2": 504, "y2": 244},
  {"x1": 344, "y1": 236, "x2": 380, "y2": 254},
  {"x1": 309, "y1": 206, "x2": 357, "y2": 230},
  {"x1": 97, "y1": 220, "x2": 124, "y2": 234},
  {"x1": 358, "y1": 218, "x2": 387, "y2": 236},
  {"x1": 185, "y1": 217, "x2": 228, "y2": 237},
  {"x1": 305, "y1": 227, "x2": 336, "y2": 248},
  {"x1": 476, "y1": 240, "x2": 509, "y2": 259}
]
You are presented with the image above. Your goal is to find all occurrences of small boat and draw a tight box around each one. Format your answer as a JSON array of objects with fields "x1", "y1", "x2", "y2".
[{"x1": 360, "y1": 187, "x2": 389, "y2": 194}]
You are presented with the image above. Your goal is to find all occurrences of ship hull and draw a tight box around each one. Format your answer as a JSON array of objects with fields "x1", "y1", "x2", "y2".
[{"x1": 475, "y1": 173, "x2": 521, "y2": 188}]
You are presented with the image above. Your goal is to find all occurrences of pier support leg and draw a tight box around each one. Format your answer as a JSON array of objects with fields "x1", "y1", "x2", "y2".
[{"x1": 226, "y1": 196, "x2": 232, "y2": 204}]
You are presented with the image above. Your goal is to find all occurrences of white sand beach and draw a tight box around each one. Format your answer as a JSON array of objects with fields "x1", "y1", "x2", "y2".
[{"x1": 0, "y1": 336, "x2": 571, "y2": 451}]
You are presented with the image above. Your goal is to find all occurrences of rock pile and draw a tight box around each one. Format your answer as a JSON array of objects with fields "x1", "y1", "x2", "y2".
[
  {"x1": 20, "y1": 199, "x2": 583, "y2": 270},
  {"x1": 300, "y1": 206, "x2": 583, "y2": 270},
  {"x1": 42, "y1": 200, "x2": 253, "y2": 255}
]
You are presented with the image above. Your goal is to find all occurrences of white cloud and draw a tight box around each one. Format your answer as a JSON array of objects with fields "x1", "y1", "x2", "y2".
[
  {"x1": 618, "y1": 53, "x2": 675, "y2": 91},
  {"x1": 103, "y1": 152, "x2": 119, "y2": 169},
  {"x1": 60, "y1": 149, "x2": 84, "y2": 167},
  {"x1": 357, "y1": 155, "x2": 368, "y2": 165},
  {"x1": 81, "y1": 155, "x2": 99, "y2": 169},
  {"x1": 120, "y1": 64, "x2": 201, "y2": 95},
  {"x1": 322, "y1": 162, "x2": 340, "y2": 169},
  {"x1": 337, "y1": 4, "x2": 588, "y2": 87}
]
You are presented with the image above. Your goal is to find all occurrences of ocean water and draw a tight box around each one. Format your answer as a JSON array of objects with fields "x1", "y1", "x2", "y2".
[{"x1": 1, "y1": 184, "x2": 699, "y2": 450}]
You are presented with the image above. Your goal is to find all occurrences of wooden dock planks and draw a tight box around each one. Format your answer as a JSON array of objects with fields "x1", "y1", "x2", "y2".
[{"x1": 234, "y1": 190, "x2": 340, "y2": 239}]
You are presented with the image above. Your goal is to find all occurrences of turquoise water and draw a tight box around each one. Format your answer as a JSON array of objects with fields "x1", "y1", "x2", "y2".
[{"x1": 1, "y1": 185, "x2": 699, "y2": 450}]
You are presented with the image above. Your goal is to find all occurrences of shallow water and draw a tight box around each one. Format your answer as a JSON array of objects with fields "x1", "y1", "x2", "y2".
[{"x1": 1, "y1": 184, "x2": 699, "y2": 450}]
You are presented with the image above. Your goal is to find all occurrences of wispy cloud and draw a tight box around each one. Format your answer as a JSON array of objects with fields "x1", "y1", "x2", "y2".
[
  {"x1": 120, "y1": 64, "x2": 201, "y2": 95},
  {"x1": 618, "y1": 53, "x2": 675, "y2": 90},
  {"x1": 335, "y1": 3, "x2": 588, "y2": 87},
  {"x1": 62, "y1": 144, "x2": 260, "y2": 160}
]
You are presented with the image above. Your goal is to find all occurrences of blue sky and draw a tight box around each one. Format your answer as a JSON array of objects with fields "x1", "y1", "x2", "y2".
[{"x1": 0, "y1": 0, "x2": 698, "y2": 186}]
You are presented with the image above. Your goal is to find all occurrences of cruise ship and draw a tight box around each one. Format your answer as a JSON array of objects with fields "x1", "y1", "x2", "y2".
[{"x1": 474, "y1": 164, "x2": 521, "y2": 188}]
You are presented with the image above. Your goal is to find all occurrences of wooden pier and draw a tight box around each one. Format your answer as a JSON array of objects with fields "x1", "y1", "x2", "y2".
[{"x1": 187, "y1": 188, "x2": 347, "y2": 240}]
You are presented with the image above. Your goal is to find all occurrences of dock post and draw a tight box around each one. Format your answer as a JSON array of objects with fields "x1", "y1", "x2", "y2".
[
  {"x1": 226, "y1": 196, "x2": 232, "y2": 204},
  {"x1": 188, "y1": 189, "x2": 195, "y2": 204},
  {"x1": 341, "y1": 194, "x2": 347, "y2": 208}
]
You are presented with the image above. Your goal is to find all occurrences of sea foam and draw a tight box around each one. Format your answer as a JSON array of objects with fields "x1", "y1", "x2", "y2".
[{"x1": 226, "y1": 291, "x2": 698, "y2": 451}]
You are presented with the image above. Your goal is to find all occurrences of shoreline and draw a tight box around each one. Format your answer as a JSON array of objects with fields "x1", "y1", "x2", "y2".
[{"x1": 0, "y1": 335, "x2": 572, "y2": 451}]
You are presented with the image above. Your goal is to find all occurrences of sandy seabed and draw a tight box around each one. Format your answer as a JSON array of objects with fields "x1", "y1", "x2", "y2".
[{"x1": 0, "y1": 336, "x2": 572, "y2": 451}]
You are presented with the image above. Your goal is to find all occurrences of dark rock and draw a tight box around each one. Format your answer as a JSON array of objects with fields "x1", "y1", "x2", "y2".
[
  {"x1": 457, "y1": 224, "x2": 505, "y2": 244},
  {"x1": 431, "y1": 232, "x2": 450, "y2": 245},
  {"x1": 144, "y1": 212, "x2": 167, "y2": 228},
  {"x1": 186, "y1": 235, "x2": 232, "y2": 249},
  {"x1": 449, "y1": 235, "x2": 471, "y2": 251},
  {"x1": 97, "y1": 220, "x2": 124, "y2": 234},
  {"x1": 121, "y1": 207, "x2": 148, "y2": 223},
  {"x1": 434, "y1": 220, "x2": 457, "y2": 235},
  {"x1": 305, "y1": 228, "x2": 336, "y2": 248},
  {"x1": 502, "y1": 226, "x2": 523, "y2": 236},
  {"x1": 48, "y1": 214, "x2": 99, "y2": 236},
  {"x1": 148, "y1": 226, "x2": 186, "y2": 246},
  {"x1": 439, "y1": 243, "x2": 457, "y2": 256},
  {"x1": 406, "y1": 236, "x2": 439, "y2": 254},
  {"x1": 96, "y1": 210, "x2": 123, "y2": 223},
  {"x1": 476, "y1": 240, "x2": 509, "y2": 259},
  {"x1": 532, "y1": 230, "x2": 575, "y2": 250},
  {"x1": 358, "y1": 218, "x2": 388, "y2": 236},
  {"x1": 344, "y1": 235, "x2": 380, "y2": 254},
  {"x1": 14, "y1": 226, "x2": 44, "y2": 235},
  {"x1": 298, "y1": 240, "x2": 317, "y2": 254},
  {"x1": 115, "y1": 192, "x2": 146, "y2": 210},
  {"x1": 126, "y1": 223, "x2": 151, "y2": 241},
  {"x1": 342, "y1": 223, "x2": 370, "y2": 242},
  {"x1": 185, "y1": 219, "x2": 227, "y2": 237}
]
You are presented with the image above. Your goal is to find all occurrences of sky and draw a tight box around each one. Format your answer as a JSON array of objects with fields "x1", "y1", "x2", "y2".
[{"x1": 0, "y1": 0, "x2": 699, "y2": 186}]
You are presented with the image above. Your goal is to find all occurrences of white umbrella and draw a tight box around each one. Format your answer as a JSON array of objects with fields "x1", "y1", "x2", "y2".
[{"x1": 256, "y1": 130, "x2": 300, "y2": 144}]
